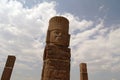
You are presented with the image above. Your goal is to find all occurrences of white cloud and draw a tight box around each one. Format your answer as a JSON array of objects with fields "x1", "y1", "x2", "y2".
[
  {"x1": 62, "y1": 13, "x2": 93, "y2": 33},
  {"x1": 71, "y1": 19, "x2": 120, "y2": 73},
  {"x1": 99, "y1": 5, "x2": 105, "y2": 11}
]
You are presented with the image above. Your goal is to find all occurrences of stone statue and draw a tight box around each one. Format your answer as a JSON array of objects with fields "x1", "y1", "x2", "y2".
[
  {"x1": 41, "y1": 16, "x2": 71, "y2": 80},
  {"x1": 80, "y1": 63, "x2": 88, "y2": 80},
  {"x1": 1, "y1": 55, "x2": 16, "y2": 80}
]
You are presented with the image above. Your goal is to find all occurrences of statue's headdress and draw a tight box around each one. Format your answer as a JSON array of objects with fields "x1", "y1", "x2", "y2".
[{"x1": 48, "y1": 16, "x2": 69, "y2": 33}]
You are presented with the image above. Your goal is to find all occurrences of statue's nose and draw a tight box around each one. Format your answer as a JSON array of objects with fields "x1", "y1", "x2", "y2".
[{"x1": 58, "y1": 33, "x2": 62, "y2": 36}]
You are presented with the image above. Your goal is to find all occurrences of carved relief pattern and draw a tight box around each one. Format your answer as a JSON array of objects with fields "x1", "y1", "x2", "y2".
[{"x1": 42, "y1": 45, "x2": 70, "y2": 80}]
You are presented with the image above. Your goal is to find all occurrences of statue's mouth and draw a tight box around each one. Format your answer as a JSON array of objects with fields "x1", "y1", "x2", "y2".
[{"x1": 55, "y1": 36, "x2": 62, "y2": 40}]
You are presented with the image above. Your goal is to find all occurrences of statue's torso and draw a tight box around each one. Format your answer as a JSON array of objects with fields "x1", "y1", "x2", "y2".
[{"x1": 42, "y1": 44, "x2": 71, "y2": 80}]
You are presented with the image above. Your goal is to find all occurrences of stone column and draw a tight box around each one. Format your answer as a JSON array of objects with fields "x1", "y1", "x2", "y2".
[
  {"x1": 80, "y1": 63, "x2": 88, "y2": 80},
  {"x1": 41, "y1": 16, "x2": 71, "y2": 80},
  {"x1": 1, "y1": 55, "x2": 16, "y2": 80}
]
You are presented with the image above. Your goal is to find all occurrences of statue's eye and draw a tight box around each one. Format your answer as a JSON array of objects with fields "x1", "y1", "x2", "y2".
[{"x1": 54, "y1": 31, "x2": 59, "y2": 34}]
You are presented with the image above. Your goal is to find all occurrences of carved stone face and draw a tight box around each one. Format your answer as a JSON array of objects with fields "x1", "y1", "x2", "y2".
[{"x1": 49, "y1": 29, "x2": 69, "y2": 46}]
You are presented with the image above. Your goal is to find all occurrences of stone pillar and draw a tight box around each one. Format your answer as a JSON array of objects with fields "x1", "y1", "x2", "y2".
[
  {"x1": 41, "y1": 16, "x2": 71, "y2": 80},
  {"x1": 1, "y1": 55, "x2": 16, "y2": 80},
  {"x1": 80, "y1": 63, "x2": 88, "y2": 80}
]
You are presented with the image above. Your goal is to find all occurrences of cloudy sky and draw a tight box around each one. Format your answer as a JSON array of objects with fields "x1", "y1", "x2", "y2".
[{"x1": 0, "y1": 0, "x2": 120, "y2": 80}]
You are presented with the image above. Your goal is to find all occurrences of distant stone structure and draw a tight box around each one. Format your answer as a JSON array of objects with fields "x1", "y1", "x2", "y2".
[
  {"x1": 1, "y1": 55, "x2": 16, "y2": 80},
  {"x1": 41, "y1": 16, "x2": 71, "y2": 80},
  {"x1": 80, "y1": 63, "x2": 88, "y2": 80}
]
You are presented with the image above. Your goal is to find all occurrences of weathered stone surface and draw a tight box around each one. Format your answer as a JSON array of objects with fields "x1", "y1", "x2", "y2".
[
  {"x1": 80, "y1": 63, "x2": 88, "y2": 80},
  {"x1": 41, "y1": 16, "x2": 71, "y2": 80},
  {"x1": 44, "y1": 45, "x2": 70, "y2": 60},
  {"x1": 1, "y1": 55, "x2": 16, "y2": 80}
]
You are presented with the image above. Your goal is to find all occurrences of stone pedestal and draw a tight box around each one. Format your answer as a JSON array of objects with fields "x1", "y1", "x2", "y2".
[
  {"x1": 80, "y1": 63, "x2": 88, "y2": 80},
  {"x1": 1, "y1": 55, "x2": 16, "y2": 80}
]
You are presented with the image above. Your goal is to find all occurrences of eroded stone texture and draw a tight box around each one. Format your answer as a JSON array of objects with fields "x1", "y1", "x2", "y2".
[
  {"x1": 41, "y1": 16, "x2": 71, "y2": 80},
  {"x1": 80, "y1": 63, "x2": 88, "y2": 80},
  {"x1": 1, "y1": 55, "x2": 16, "y2": 80}
]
